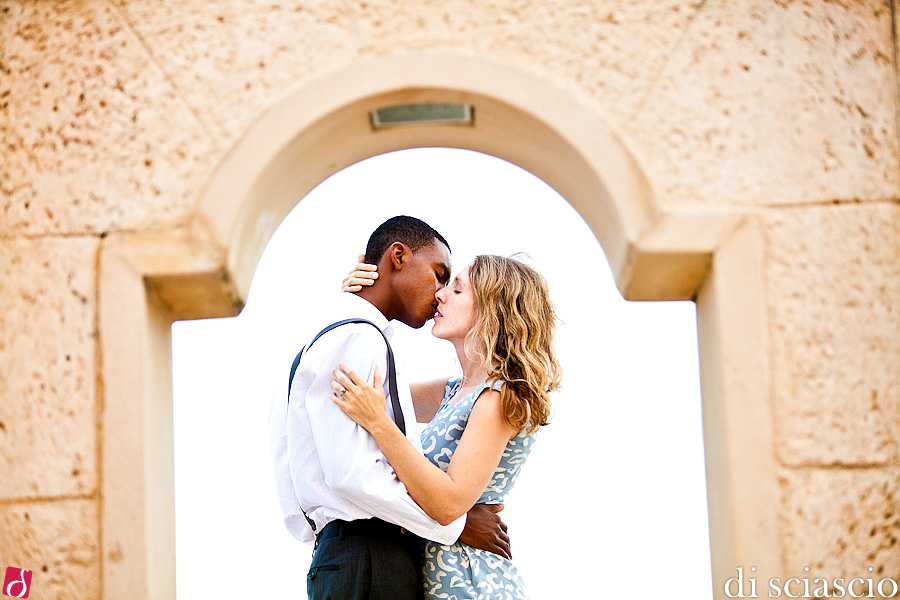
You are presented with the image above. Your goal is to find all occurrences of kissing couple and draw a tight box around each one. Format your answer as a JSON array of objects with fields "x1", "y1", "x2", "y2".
[{"x1": 270, "y1": 215, "x2": 561, "y2": 599}]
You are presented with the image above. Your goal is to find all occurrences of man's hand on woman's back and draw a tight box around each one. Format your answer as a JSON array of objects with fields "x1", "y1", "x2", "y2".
[{"x1": 458, "y1": 503, "x2": 511, "y2": 560}]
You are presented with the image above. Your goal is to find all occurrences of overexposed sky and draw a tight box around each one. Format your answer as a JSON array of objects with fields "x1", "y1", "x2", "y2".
[{"x1": 171, "y1": 148, "x2": 712, "y2": 599}]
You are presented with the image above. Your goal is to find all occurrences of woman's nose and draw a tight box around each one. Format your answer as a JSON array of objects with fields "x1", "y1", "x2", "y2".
[{"x1": 435, "y1": 288, "x2": 447, "y2": 303}]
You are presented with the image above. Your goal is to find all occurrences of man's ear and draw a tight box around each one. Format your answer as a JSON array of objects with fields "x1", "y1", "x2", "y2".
[{"x1": 388, "y1": 242, "x2": 409, "y2": 270}]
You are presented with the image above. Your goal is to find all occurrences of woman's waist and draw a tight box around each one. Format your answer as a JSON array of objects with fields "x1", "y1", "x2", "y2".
[
  {"x1": 477, "y1": 492, "x2": 507, "y2": 504},
  {"x1": 424, "y1": 539, "x2": 516, "y2": 564}
]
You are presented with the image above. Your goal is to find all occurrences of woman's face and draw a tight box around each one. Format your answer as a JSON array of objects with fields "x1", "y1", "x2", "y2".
[{"x1": 432, "y1": 266, "x2": 477, "y2": 342}]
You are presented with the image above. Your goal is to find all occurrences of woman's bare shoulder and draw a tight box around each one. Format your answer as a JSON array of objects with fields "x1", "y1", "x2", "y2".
[{"x1": 468, "y1": 386, "x2": 516, "y2": 437}]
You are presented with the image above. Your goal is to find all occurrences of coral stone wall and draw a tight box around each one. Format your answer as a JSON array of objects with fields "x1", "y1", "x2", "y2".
[{"x1": 1, "y1": 1, "x2": 899, "y2": 598}]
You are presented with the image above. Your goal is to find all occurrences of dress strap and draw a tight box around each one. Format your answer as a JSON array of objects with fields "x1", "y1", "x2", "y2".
[
  {"x1": 441, "y1": 377, "x2": 462, "y2": 408},
  {"x1": 470, "y1": 379, "x2": 504, "y2": 407}
]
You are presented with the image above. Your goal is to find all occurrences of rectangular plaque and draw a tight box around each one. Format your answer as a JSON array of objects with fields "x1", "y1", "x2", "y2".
[{"x1": 370, "y1": 103, "x2": 474, "y2": 129}]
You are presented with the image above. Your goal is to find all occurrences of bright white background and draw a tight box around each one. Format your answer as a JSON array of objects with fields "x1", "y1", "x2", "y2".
[{"x1": 171, "y1": 148, "x2": 713, "y2": 599}]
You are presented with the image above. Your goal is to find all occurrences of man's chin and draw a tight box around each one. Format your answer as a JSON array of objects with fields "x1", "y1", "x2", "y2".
[
  {"x1": 413, "y1": 316, "x2": 434, "y2": 329},
  {"x1": 400, "y1": 315, "x2": 430, "y2": 329}
]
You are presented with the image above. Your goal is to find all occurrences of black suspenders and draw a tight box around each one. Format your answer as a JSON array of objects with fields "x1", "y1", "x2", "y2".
[{"x1": 287, "y1": 318, "x2": 406, "y2": 533}]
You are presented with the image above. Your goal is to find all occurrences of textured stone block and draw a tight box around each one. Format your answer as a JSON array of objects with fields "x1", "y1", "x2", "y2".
[
  {"x1": 765, "y1": 202, "x2": 900, "y2": 466},
  {"x1": 779, "y1": 466, "x2": 900, "y2": 582},
  {"x1": 626, "y1": 0, "x2": 899, "y2": 207},
  {"x1": 0, "y1": 499, "x2": 100, "y2": 599},
  {"x1": 112, "y1": 1, "x2": 707, "y2": 148},
  {"x1": 349, "y1": 0, "x2": 705, "y2": 127},
  {"x1": 349, "y1": 0, "x2": 484, "y2": 52},
  {"x1": 896, "y1": 0, "x2": 900, "y2": 170},
  {"x1": 0, "y1": 1, "x2": 218, "y2": 235},
  {"x1": 111, "y1": 0, "x2": 358, "y2": 146},
  {"x1": 0, "y1": 237, "x2": 99, "y2": 499}
]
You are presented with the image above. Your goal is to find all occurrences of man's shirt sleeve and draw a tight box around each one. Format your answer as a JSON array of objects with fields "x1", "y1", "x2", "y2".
[{"x1": 294, "y1": 326, "x2": 465, "y2": 544}]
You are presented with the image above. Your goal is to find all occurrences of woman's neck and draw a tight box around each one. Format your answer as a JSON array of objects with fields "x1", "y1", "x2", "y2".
[{"x1": 452, "y1": 339, "x2": 488, "y2": 389}]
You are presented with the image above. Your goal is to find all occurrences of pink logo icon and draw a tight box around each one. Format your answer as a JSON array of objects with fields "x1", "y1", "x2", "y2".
[{"x1": 3, "y1": 568, "x2": 32, "y2": 598}]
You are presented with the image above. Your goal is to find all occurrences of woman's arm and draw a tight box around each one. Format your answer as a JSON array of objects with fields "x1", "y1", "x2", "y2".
[
  {"x1": 409, "y1": 378, "x2": 449, "y2": 423},
  {"x1": 332, "y1": 365, "x2": 516, "y2": 526}
]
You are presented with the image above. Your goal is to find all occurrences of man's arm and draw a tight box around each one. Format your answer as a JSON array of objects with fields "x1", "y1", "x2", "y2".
[{"x1": 298, "y1": 327, "x2": 465, "y2": 544}]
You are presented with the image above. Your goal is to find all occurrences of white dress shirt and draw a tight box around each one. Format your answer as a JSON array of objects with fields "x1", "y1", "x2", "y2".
[{"x1": 269, "y1": 292, "x2": 466, "y2": 545}]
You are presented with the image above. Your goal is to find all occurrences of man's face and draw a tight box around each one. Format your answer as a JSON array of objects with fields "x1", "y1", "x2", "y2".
[{"x1": 393, "y1": 240, "x2": 452, "y2": 329}]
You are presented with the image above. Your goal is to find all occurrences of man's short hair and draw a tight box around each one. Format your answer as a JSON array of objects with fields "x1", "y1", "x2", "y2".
[{"x1": 364, "y1": 216, "x2": 451, "y2": 264}]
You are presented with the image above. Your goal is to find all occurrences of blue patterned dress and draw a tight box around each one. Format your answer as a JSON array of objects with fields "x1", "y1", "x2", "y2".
[{"x1": 419, "y1": 377, "x2": 536, "y2": 600}]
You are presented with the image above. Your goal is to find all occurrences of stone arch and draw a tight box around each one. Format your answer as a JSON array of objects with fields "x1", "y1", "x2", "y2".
[
  {"x1": 99, "y1": 52, "x2": 776, "y2": 599},
  {"x1": 193, "y1": 52, "x2": 737, "y2": 305}
]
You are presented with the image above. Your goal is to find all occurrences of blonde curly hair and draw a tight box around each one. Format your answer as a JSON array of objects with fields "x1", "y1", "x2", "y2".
[{"x1": 464, "y1": 255, "x2": 561, "y2": 433}]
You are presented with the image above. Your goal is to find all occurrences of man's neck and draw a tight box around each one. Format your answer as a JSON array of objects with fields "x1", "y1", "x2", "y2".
[{"x1": 354, "y1": 288, "x2": 394, "y2": 322}]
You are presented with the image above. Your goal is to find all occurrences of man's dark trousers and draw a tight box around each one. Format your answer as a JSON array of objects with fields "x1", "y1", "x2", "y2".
[{"x1": 307, "y1": 518, "x2": 426, "y2": 600}]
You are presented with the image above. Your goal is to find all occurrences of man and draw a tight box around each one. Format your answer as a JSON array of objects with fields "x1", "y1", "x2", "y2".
[{"x1": 270, "y1": 216, "x2": 510, "y2": 600}]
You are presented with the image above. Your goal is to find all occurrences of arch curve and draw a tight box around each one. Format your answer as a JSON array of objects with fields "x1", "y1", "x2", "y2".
[{"x1": 189, "y1": 52, "x2": 731, "y2": 308}]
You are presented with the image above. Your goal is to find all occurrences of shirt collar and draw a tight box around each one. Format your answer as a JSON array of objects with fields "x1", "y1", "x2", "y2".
[{"x1": 338, "y1": 292, "x2": 395, "y2": 340}]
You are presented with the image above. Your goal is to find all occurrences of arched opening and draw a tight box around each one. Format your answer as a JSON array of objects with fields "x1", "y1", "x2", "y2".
[
  {"x1": 172, "y1": 147, "x2": 711, "y2": 598},
  {"x1": 190, "y1": 52, "x2": 730, "y2": 306},
  {"x1": 98, "y1": 52, "x2": 778, "y2": 600}
]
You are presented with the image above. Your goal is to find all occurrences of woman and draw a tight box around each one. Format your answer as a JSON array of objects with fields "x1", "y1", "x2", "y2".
[{"x1": 331, "y1": 254, "x2": 561, "y2": 600}]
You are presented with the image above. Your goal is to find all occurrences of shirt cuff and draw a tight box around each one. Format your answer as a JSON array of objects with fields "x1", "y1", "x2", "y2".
[{"x1": 436, "y1": 511, "x2": 467, "y2": 545}]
